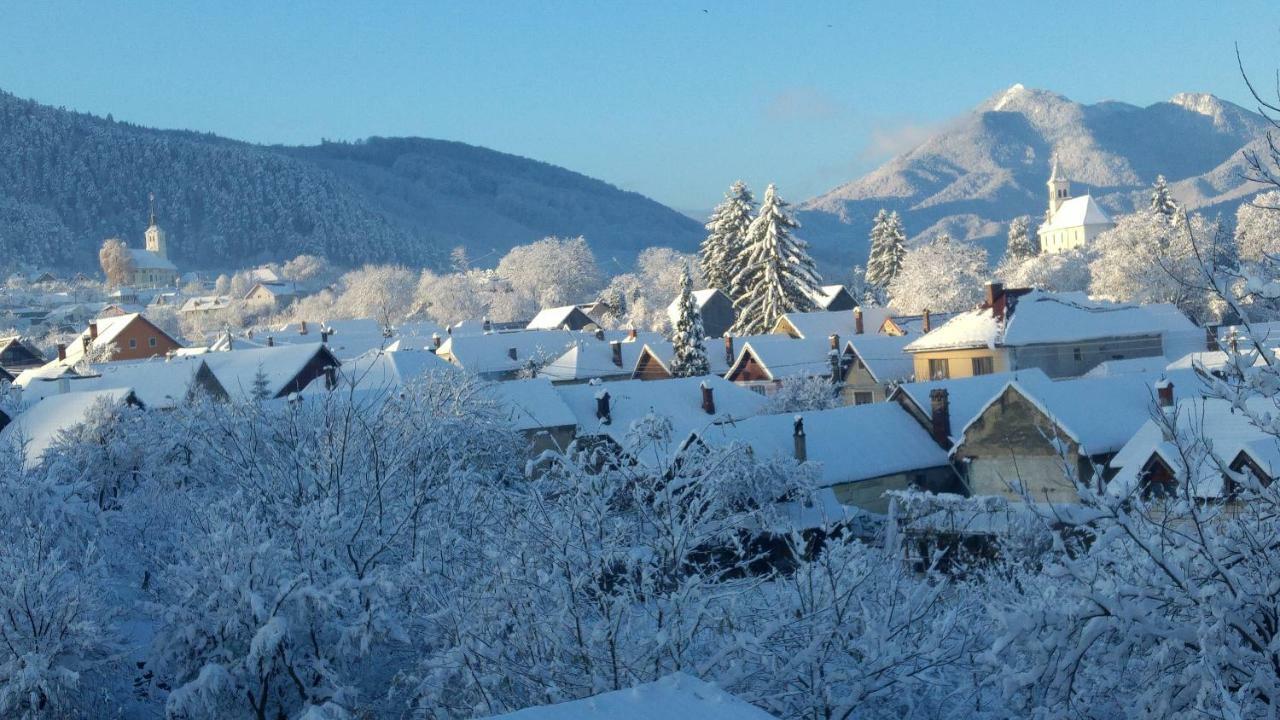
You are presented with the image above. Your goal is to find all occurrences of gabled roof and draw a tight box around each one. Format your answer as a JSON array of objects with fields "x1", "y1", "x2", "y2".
[
  {"x1": 843, "y1": 334, "x2": 916, "y2": 383},
  {"x1": 893, "y1": 369, "x2": 1054, "y2": 444},
  {"x1": 203, "y1": 343, "x2": 340, "y2": 400},
  {"x1": 555, "y1": 376, "x2": 767, "y2": 466},
  {"x1": 1109, "y1": 396, "x2": 1276, "y2": 498},
  {"x1": 539, "y1": 333, "x2": 662, "y2": 383},
  {"x1": 1, "y1": 387, "x2": 138, "y2": 469},
  {"x1": 437, "y1": 330, "x2": 577, "y2": 377},
  {"x1": 1041, "y1": 195, "x2": 1114, "y2": 231},
  {"x1": 806, "y1": 284, "x2": 855, "y2": 310},
  {"x1": 666, "y1": 288, "x2": 730, "y2": 315},
  {"x1": 128, "y1": 248, "x2": 178, "y2": 272},
  {"x1": 180, "y1": 295, "x2": 231, "y2": 313},
  {"x1": 727, "y1": 336, "x2": 835, "y2": 381},
  {"x1": 251, "y1": 318, "x2": 445, "y2": 360},
  {"x1": 904, "y1": 291, "x2": 1198, "y2": 353},
  {"x1": 773, "y1": 308, "x2": 870, "y2": 340},
  {"x1": 526, "y1": 305, "x2": 596, "y2": 330},
  {"x1": 632, "y1": 337, "x2": 738, "y2": 378},
  {"x1": 695, "y1": 402, "x2": 950, "y2": 487},
  {"x1": 63, "y1": 313, "x2": 183, "y2": 365},
  {"x1": 484, "y1": 672, "x2": 778, "y2": 720},
  {"x1": 485, "y1": 377, "x2": 578, "y2": 432},
  {"x1": 326, "y1": 348, "x2": 454, "y2": 393},
  {"x1": 19, "y1": 355, "x2": 219, "y2": 409}
]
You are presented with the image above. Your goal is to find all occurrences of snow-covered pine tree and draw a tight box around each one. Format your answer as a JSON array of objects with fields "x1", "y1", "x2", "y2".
[
  {"x1": 1150, "y1": 174, "x2": 1178, "y2": 219},
  {"x1": 700, "y1": 181, "x2": 755, "y2": 296},
  {"x1": 1005, "y1": 215, "x2": 1038, "y2": 261},
  {"x1": 668, "y1": 264, "x2": 710, "y2": 377},
  {"x1": 865, "y1": 209, "x2": 906, "y2": 292},
  {"x1": 730, "y1": 184, "x2": 821, "y2": 334}
]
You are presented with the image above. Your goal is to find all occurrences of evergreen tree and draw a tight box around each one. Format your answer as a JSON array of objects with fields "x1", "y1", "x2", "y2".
[
  {"x1": 250, "y1": 364, "x2": 272, "y2": 402},
  {"x1": 1150, "y1": 175, "x2": 1178, "y2": 219},
  {"x1": 700, "y1": 181, "x2": 755, "y2": 296},
  {"x1": 668, "y1": 265, "x2": 710, "y2": 378},
  {"x1": 730, "y1": 184, "x2": 821, "y2": 334},
  {"x1": 865, "y1": 209, "x2": 906, "y2": 291},
  {"x1": 1005, "y1": 215, "x2": 1038, "y2": 261}
]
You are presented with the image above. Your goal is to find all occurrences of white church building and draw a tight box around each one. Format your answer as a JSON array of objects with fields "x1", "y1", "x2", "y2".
[{"x1": 1036, "y1": 158, "x2": 1114, "y2": 254}]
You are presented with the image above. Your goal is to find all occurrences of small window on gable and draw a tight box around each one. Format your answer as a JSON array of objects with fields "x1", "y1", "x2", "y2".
[
  {"x1": 1073, "y1": 347, "x2": 1082, "y2": 362},
  {"x1": 853, "y1": 391, "x2": 874, "y2": 405},
  {"x1": 148, "y1": 337, "x2": 157, "y2": 347},
  {"x1": 129, "y1": 338, "x2": 137, "y2": 349}
]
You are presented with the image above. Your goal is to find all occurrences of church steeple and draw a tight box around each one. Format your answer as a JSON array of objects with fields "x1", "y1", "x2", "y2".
[
  {"x1": 1047, "y1": 156, "x2": 1071, "y2": 218},
  {"x1": 144, "y1": 193, "x2": 168, "y2": 260}
]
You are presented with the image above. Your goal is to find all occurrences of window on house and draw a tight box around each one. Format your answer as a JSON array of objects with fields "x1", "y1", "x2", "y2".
[
  {"x1": 971, "y1": 357, "x2": 994, "y2": 376},
  {"x1": 1073, "y1": 347, "x2": 1083, "y2": 362},
  {"x1": 854, "y1": 391, "x2": 874, "y2": 405},
  {"x1": 128, "y1": 338, "x2": 137, "y2": 349},
  {"x1": 928, "y1": 358, "x2": 949, "y2": 380},
  {"x1": 148, "y1": 337, "x2": 157, "y2": 347}
]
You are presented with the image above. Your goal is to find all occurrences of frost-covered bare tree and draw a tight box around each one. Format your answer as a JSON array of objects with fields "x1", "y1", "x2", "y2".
[
  {"x1": 887, "y1": 234, "x2": 988, "y2": 314},
  {"x1": 98, "y1": 237, "x2": 135, "y2": 287}
]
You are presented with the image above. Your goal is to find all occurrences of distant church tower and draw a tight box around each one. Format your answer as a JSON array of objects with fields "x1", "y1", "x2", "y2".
[
  {"x1": 1046, "y1": 156, "x2": 1070, "y2": 219},
  {"x1": 144, "y1": 192, "x2": 168, "y2": 260}
]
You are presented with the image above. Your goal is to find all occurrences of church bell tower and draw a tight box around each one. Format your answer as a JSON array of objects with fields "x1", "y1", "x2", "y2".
[
  {"x1": 144, "y1": 192, "x2": 168, "y2": 260},
  {"x1": 1046, "y1": 156, "x2": 1071, "y2": 219}
]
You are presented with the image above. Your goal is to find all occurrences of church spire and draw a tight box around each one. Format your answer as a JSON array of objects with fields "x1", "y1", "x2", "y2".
[
  {"x1": 1046, "y1": 155, "x2": 1071, "y2": 218},
  {"x1": 148, "y1": 192, "x2": 156, "y2": 227}
]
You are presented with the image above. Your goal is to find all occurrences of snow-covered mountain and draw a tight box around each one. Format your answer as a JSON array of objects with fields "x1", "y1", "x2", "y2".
[
  {"x1": 798, "y1": 84, "x2": 1273, "y2": 270},
  {"x1": 0, "y1": 90, "x2": 702, "y2": 272}
]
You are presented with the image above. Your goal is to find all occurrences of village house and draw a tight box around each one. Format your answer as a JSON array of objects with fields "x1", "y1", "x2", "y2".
[
  {"x1": 891, "y1": 368, "x2": 1055, "y2": 448},
  {"x1": 630, "y1": 335, "x2": 751, "y2": 381},
  {"x1": 1108, "y1": 393, "x2": 1279, "y2": 502},
  {"x1": 244, "y1": 282, "x2": 300, "y2": 309},
  {"x1": 203, "y1": 343, "x2": 342, "y2": 400},
  {"x1": 485, "y1": 377, "x2": 579, "y2": 456},
  {"x1": 1036, "y1": 157, "x2": 1116, "y2": 254},
  {"x1": 0, "y1": 336, "x2": 45, "y2": 373},
  {"x1": 666, "y1": 288, "x2": 736, "y2": 338},
  {"x1": 57, "y1": 313, "x2": 184, "y2": 365},
  {"x1": 319, "y1": 347, "x2": 454, "y2": 394},
  {"x1": 539, "y1": 330, "x2": 661, "y2": 384},
  {"x1": 526, "y1": 305, "x2": 599, "y2": 331},
  {"x1": 904, "y1": 283, "x2": 1201, "y2": 380},
  {"x1": 180, "y1": 295, "x2": 233, "y2": 316},
  {"x1": 949, "y1": 372, "x2": 1198, "y2": 502},
  {"x1": 806, "y1": 284, "x2": 858, "y2": 311},
  {"x1": 839, "y1": 333, "x2": 915, "y2": 404},
  {"x1": 435, "y1": 329, "x2": 577, "y2": 380},
  {"x1": 0, "y1": 388, "x2": 140, "y2": 469},
  {"x1": 17, "y1": 355, "x2": 226, "y2": 410},
  {"x1": 725, "y1": 335, "x2": 837, "y2": 395},
  {"x1": 691, "y1": 402, "x2": 959, "y2": 514}
]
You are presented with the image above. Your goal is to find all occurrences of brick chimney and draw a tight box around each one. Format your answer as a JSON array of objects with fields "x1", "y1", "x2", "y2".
[
  {"x1": 828, "y1": 333, "x2": 840, "y2": 351},
  {"x1": 431, "y1": 333, "x2": 442, "y2": 350},
  {"x1": 700, "y1": 381, "x2": 716, "y2": 414},
  {"x1": 985, "y1": 282, "x2": 1008, "y2": 321},
  {"x1": 56, "y1": 343, "x2": 66, "y2": 361},
  {"x1": 594, "y1": 327, "x2": 605, "y2": 341},
  {"x1": 507, "y1": 347, "x2": 518, "y2": 361},
  {"x1": 609, "y1": 340, "x2": 623, "y2": 368},
  {"x1": 853, "y1": 307, "x2": 864, "y2": 335},
  {"x1": 1156, "y1": 379, "x2": 1174, "y2": 409},
  {"x1": 89, "y1": 322, "x2": 98, "y2": 340},
  {"x1": 483, "y1": 318, "x2": 492, "y2": 334},
  {"x1": 300, "y1": 320, "x2": 308, "y2": 335},
  {"x1": 724, "y1": 335, "x2": 735, "y2": 366},
  {"x1": 793, "y1": 415, "x2": 807, "y2": 462},
  {"x1": 595, "y1": 390, "x2": 612, "y2": 425},
  {"x1": 929, "y1": 388, "x2": 951, "y2": 448},
  {"x1": 320, "y1": 330, "x2": 330, "y2": 344},
  {"x1": 267, "y1": 336, "x2": 274, "y2": 347},
  {"x1": 627, "y1": 328, "x2": 637, "y2": 341},
  {"x1": 922, "y1": 309, "x2": 932, "y2": 333}
]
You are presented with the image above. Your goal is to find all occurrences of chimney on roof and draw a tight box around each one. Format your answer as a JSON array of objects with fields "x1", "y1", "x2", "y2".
[
  {"x1": 1156, "y1": 379, "x2": 1174, "y2": 409},
  {"x1": 929, "y1": 388, "x2": 951, "y2": 449},
  {"x1": 609, "y1": 340, "x2": 623, "y2": 368},
  {"x1": 828, "y1": 332, "x2": 840, "y2": 351},
  {"x1": 724, "y1": 335, "x2": 735, "y2": 366},
  {"x1": 56, "y1": 343, "x2": 66, "y2": 362},
  {"x1": 320, "y1": 330, "x2": 330, "y2": 344},
  {"x1": 324, "y1": 365, "x2": 338, "y2": 391},
  {"x1": 299, "y1": 320, "x2": 308, "y2": 335},
  {"x1": 627, "y1": 328, "x2": 637, "y2": 341},
  {"x1": 830, "y1": 348, "x2": 843, "y2": 385},
  {"x1": 81, "y1": 335, "x2": 91, "y2": 352},
  {"x1": 854, "y1": 307, "x2": 864, "y2": 335},
  {"x1": 267, "y1": 336, "x2": 274, "y2": 347},
  {"x1": 507, "y1": 347, "x2": 518, "y2": 361},
  {"x1": 483, "y1": 318, "x2": 492, "y2": 334},
  {"x1": 596, "y1": 390, "x2": 612, "y2": 425},
  {"x1": 594, "y1": 327, "x2": 605, "y2": 341},
  {"x1": 700, "y1": 381, "x2": 716, "y2": 414},
  {"x1": 922, "y1": 309, "x2": 932, "y2": 333},
  {"x1": 431, "y1": 333, "x2": 442, "y2": 351},
  {"x1": 89, "y1": 322, "x2": 98, "y2": 340},
  {"x1": 1205, "y1": 326, "x2": 1220, "y2": 352},
  {"x1": 985, "y1": 281, "x2": 1003, "y2": 307},
  {"x1": 793, "y1": 415, "x2": 807, "y2": 462}
]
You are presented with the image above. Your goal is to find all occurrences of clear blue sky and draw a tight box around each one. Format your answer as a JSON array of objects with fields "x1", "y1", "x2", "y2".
[{"x1": 2, "y1": 2, "x2": 1278, "y2": 211}]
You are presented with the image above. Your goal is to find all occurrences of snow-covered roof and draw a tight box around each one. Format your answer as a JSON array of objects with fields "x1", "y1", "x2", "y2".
[
  {"x1": 880, "y1": 312, "x2": 958, "y2": 336},
  {"x1": 904, "y1": 291, "x2": 1199, "y2": 352},
  {"x1": 805, "y1": 284, "x2": 853, "y2": 309},
  {"x1": 1217, "y1": 321, "x2": 1280, "y2": 348},
  {"x1": 697, "y1": 402, "x2": 950, "y2": 487},
  {"x1": 1, "y1": 387, "x2": 137, "y2": 469},
  {"x1": 128, "y1": 248, "x2": 178, "y2": 271},
  {"x1": 774, "y1": 308, "x2": 870, "y2": 340},
  {"x1": 248, "y1": 318, "x2": 444, "y2": 360},
  {"x1": 203, "y1": 343, "x2": 338, "y2": 401},
  {"x1": 893, "y1": 369, "x2": 1054, "y2": 444},
  {"x1": 485, "y1": 377, "x2": 578, "y2": 432},
  {"x1": 326, "y1": 348, "x2": 454, "y2": 393},
  {"x1": 633, "y1": 337, "x2": 737, "y2": 377},
  {"x1": 539, "y1": 333, "x2": 662, "y2": 383},
  {"x1": 526, "y1": 305, "x2": 594, "y2": 330},
  {"x1": 1109, "y1": 396, "x2": 1279, "y2": 498},
  {"x1": 844, "y1": 334, "x2": 916, "y2": 383},
  {"x1": 483, "y1": 673, "x2": 778, "y2": 720},
  {"x1": 180, "y1": 295, "x2": 231, "y2": 313},
  {"x1": 19, "y1": 355, "x2": 214, "y2": 409},
  {"x1": 1041, "y1": 195, "x2": 1114, "y2": 231},
  {"x1": 438, "y1": 330, "x2": 577, "y2": 377},
  {"x1": 62, "y1": 313, "x2": 180, "y2": 365},
  {"x1": 666, "y1": 288, "x2": 729, "y2": 316},
  {"x1": 555, "y1": 376, "x2": 767, "y2": 466},
  {"x1": 730, "y1": 336, "x2": 835, "y2": 381},
  {"x1": 1083, "y1": 356, "x2": 1172, "y2": 378}
]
